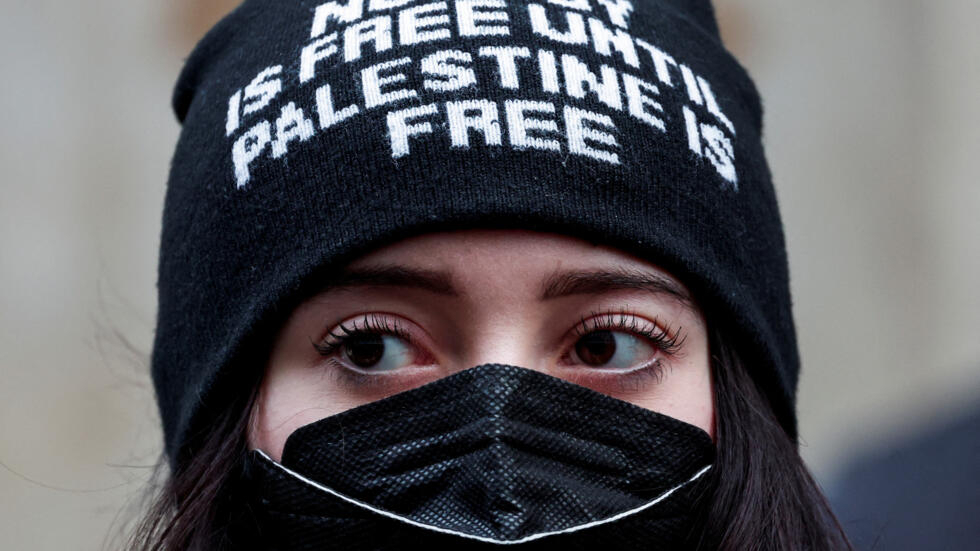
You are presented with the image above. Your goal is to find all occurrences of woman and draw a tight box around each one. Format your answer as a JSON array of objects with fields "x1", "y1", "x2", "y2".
[{"x1": 132, "y1": 0, "x2": 850, "y2": 548}]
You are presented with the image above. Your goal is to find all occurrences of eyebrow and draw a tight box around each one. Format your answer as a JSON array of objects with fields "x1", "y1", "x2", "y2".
[
  {"x1": 540, "y1": 267, "x2": 694, "y2": 306},
  {"x1": 322, "y1": 264, "x2": 694, "y2": 307},
  {"x1": 321, "y1": 265, "x2": 457, "y2": 296}
]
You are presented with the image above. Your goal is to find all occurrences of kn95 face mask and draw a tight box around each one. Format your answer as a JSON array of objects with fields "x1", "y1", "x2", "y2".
[{"x1": 243, "y1": 363, "x2": 715, "y2": 550}]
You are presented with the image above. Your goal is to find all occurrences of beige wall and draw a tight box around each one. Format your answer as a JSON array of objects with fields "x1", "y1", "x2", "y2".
[
  {"x1": 1, "y1": 1, "x2": 977, "y2": 548},
  {"x1": 719, "y1": 0, "x2": 980, "y2": 479}
]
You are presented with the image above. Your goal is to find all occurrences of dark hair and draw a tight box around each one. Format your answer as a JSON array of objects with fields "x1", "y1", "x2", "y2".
[
  {"x1": 126, "y1": 327, "x2": 851, "y2": 550},
  {"x1": 125, "y1": 372, "x2": 260, "y2": 551},
  {"x1": 690, "y1": 327, "x2": 852, "y2": 550}
]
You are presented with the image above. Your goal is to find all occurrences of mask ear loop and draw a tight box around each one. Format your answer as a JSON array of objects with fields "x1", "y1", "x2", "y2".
[{"x1": 252, "y1": 449, "x2": 711, "y2": 545}]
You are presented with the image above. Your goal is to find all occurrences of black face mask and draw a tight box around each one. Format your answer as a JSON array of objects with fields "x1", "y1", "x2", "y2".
[{"x1": 240, "y1": 364, "x2": 715, "y2": 550}]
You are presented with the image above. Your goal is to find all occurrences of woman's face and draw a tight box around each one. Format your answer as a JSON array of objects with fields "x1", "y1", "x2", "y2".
[{"x1": 249, "y1": 230, "x2": 714, "y2": 461}]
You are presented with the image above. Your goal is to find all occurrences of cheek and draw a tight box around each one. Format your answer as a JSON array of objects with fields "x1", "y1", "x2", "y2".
[
  {"x1": 248, "y1": 381, "x2": 316, "y2": 463},
  {"x1": 620, "y1": 339, "x2": 715, "y2": 440},
  {"x1": 248, "y1": 311, "x2": 346, "y2": 460},
  {"x1": 248, "y1": 354, "x2": 357, "y2": 462},
  {"x1": 668, "y1": 359, "x2": 715, "y2": 441}
]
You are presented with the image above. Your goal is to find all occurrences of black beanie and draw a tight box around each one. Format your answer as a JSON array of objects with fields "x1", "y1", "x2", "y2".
[{"x1": 153, "y1": 0, "x2": 798, "y2": 466}]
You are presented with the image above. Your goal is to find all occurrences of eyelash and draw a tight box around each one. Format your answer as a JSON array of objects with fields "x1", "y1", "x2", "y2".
[
  {"x1": 571, "y1": 309, "x2": 685, "y2": 357},
  {"x1": 312, "y1": 310, "x2": 686, "y2": 391},
  {"x1": 312, "y1": 313, "x2": 413, "y2": 358},
  {"x1": 562, "y1": 309, "x2": 684, "y2": 392}
]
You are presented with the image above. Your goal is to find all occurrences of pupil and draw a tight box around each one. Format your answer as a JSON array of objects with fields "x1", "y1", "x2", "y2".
[
  {"x1": 576, "y1": 331, "x2": 616, "y2": 366},
  {"x1": 344, "y1": 334, "x2": 385, "y2": 367}
]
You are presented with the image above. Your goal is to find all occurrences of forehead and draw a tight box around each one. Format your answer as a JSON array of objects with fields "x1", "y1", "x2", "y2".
[
  {"x1": 348, "y1": 228, "x2": 670, "y2": 275},
  {"x1": 330, "y1": 229, "x2": 697, "y2": 310}
]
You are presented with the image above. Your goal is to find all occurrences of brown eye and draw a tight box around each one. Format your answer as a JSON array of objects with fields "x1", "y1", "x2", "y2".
[
  {"x1": 575, "y1": 330, "x2": 617, "y2": 366},
  {"x1": 315, "y1": 315, "x2": 420, "y2": 373},
  {"x1": 571, "y1": 329, "x2": 657, "y2": 370},
  {"x1": 344, "y1": 334, "x2": 385, "y2": 368}
]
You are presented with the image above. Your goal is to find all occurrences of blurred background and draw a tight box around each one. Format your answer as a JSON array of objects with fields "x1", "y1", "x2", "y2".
[{"x1": 1, "y1": 0, "x2": 977, "y2": 548}]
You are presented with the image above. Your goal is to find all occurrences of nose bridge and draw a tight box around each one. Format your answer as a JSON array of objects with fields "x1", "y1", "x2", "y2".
[
  {"x1": 450, "y1": 258, "x2": 549, "y2": 371},
  {"x1": 459, "y1": 314, "x2": 545, "y2": 372}
]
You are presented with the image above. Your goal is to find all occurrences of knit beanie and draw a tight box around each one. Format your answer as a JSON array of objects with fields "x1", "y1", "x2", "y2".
[{"x1": 153, "y1": 0, "x2": 798, "y2": 467}]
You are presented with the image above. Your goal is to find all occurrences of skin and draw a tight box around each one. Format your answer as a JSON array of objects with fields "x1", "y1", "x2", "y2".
[{"x1": 249, "y1": 229, "x2": 714, "y2": 461}]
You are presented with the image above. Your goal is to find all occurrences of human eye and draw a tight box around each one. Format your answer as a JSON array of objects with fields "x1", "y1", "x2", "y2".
[
  {"x1": 561, "y1": 310, "x2": 685, "y2": 384},
  {"x1": 312, "y1": 313, "x2": 431, "y2": 375}
]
